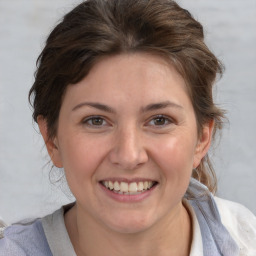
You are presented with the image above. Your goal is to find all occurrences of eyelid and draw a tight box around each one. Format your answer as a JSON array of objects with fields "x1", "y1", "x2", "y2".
[
  {"x1": 145, "y1": 114, "x2": 174, "y2": 127},
  {"x1": 82, "y1": 115, "x2": 110, "y2": 127}
]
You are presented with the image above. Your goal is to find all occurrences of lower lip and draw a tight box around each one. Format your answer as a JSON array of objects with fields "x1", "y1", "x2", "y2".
[{"x1": 99, "y1": 183, "x2": 157, "y2": 203}]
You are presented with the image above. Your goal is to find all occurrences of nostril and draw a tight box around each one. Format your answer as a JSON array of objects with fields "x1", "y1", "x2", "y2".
[{"x1": 108, "y1": 147, "x2": 148, "y2": 170}]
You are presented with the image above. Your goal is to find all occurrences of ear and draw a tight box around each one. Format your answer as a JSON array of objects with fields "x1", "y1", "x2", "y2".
[
  {"x1": 37, "y1": 116, "x2": 63, "y2": 168},
  {"x1": 193, "y1": 120, "x2": 214, "y2": 169}
]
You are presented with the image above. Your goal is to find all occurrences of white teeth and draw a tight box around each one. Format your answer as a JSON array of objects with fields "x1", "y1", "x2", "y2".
[
  {"x1": 138, "y1": 182, "x2": 144, "y2": 191},
  {"x1": 120, "y1": 182, "x2": 128, "y2": 193},
  {"x1": 143, "y1": 181, "x2": 149, "y2": 190},
  {"x1": 114, "y1": 181, "x2": 120, "y2": 191},
  {"x1": 129, "y1": 182, "x2": 137, "y2": 193},
  {"x1": 102, "y1": 180, "x2": 155, "y2": 194},
  {"x1": 109, "y1": 181, "x2": 114, "y2": 190}
]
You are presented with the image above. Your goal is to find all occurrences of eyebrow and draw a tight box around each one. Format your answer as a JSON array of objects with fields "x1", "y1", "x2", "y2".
[
  {"x1": 141, "y1": 101, "x2": 183, "y2": 112},
  {"x1": 72, "y1": 100, "x2": 183, "y2": 113},
  {"x1": 72, "y1": 102, "x2": 115, "y2": 113}
]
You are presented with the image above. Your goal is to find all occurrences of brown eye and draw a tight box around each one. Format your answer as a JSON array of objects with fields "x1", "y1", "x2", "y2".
[
  {"x1": 91, "y1": 117, "x2": 104, "y2": 125},
  {"x1": 83, "y1": 116, "x2": 107, "y2": 127},
  {"x1": 154, "y1": 117, "x2": 166, "y2": 126},
  {"x1": 147, "y1": 115, "x2": 172, "y2": 127}
]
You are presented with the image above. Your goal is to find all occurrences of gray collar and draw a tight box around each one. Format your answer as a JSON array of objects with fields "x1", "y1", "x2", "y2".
[
  {"x1": 41, "y1": 203, "x2": 76, "y2": 256},
  {"x1": 185, "y1": 178, "x2": 239, "y2": 256}
]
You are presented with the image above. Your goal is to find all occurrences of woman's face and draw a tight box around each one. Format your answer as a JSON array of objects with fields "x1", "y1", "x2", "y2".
[{"x1": 41, "y1": 53, "x2": 212, "y2": 233}]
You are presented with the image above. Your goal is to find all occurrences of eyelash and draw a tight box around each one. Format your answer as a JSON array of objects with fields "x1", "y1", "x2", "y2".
[
  {"x1": 82, "y1": 115, "x2": 174, "y2": 129},
  {"x1": 146, "y1": 115, "x2": 174, "y2": 127},
  {"x1": 82, "y1": 116, "x2": 109, "y2": 127}
]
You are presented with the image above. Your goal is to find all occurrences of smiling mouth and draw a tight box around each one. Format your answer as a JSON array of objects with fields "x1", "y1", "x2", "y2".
[{"x1": 100, "y1": 180, "x2": 158, "y2": 195}]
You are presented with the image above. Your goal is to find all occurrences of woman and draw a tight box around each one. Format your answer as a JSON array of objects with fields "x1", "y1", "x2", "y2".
[{"x1": 0, "y1": 0, "x2": 255, "y2": 255}]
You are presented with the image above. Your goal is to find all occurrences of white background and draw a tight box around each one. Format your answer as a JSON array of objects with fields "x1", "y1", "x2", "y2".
[{"x1": 0, "y1": 0, "x2": 255, "y2": 224}]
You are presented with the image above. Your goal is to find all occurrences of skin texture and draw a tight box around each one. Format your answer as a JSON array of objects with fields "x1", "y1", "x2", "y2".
[{"x1": 38, "y1": 53, "x2": 213, "y2": 256}]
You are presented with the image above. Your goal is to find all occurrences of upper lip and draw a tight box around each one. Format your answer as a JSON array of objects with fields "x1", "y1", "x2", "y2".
[{"x1": 99, "y1": 177, "x2": 158, "y2": 183}]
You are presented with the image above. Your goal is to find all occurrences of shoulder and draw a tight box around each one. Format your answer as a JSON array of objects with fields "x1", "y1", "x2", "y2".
[
  {"x1": 0, "y1": 219, "x2": 52, "y2": 256},
  {"x1": 215, "y1": 197, "x2": 256, "y2": 255},
  {"x1": 41, "y1": 203, "x2": 76, "y2": 255}
]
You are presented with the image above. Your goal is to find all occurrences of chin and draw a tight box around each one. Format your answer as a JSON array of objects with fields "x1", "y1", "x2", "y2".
[{"x1": 103, "y1": 211, "x2": 156, "y2": 234}]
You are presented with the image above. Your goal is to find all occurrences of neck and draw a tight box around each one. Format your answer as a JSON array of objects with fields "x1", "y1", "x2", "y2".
[{"x1": 65, "y1": 202, "x2": 192, "y2": 256}]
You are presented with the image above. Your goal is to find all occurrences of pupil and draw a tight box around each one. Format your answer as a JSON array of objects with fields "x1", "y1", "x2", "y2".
[
  {"x1": 155, "y1": 117, "x2": 165, "y2": 125},
  {"x1": 92, "y1": 118, "x2": 103, "y2": 125}
]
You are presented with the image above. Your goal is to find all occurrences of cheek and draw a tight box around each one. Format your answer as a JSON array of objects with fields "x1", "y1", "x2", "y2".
[
  {"x1": 150, "y1": 135, "x2": 196, "y2": 179},
  {"x1": 148, "y1": 135, "x2": 195, "y2": 210},
  {"x1": 58, "y1": 135, "x2": 108, "y2": 183}
]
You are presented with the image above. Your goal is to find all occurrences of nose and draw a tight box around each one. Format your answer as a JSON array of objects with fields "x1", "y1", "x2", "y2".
[{"x1": 108, "y1": 127, "x2": 148, "y2": 170}]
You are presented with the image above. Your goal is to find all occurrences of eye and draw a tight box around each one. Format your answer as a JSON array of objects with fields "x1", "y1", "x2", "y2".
[
  {"x1": 147, "y1": 115, "x2": 173, "y2": 127},
  {"x1": 82, "y1": 116, "x2": 108, "y2": 127}
]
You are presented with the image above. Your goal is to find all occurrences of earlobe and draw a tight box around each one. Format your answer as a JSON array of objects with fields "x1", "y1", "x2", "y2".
[
  {"x1": 193, "y1": 120, "x2": 214, "y2": 168},
  {"x1": 37, "y1": 116, "x2": 63, "y2": 168}
]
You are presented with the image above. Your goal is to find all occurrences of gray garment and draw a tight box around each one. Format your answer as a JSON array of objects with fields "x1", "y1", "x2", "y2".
[
  {"x1": 0, "y1": 219, "x2": 52, "y2": 256},
  {"x1": 41, "y1": 204, "x2": 76, "y2": 256},
  {"x1": 0, "y1": 178, "x2": 239, "y2": 255},
  {"x1": 185, "y1": 179, "x2": 239, "y2": 256}
]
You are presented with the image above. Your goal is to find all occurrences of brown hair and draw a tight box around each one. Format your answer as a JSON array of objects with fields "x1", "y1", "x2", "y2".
[{"x1": 29, "y1": 0, "x2": 225, "y2": 193}]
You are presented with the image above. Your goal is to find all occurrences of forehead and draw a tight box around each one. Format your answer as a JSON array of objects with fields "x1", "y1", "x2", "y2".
[{"x1": 62, "y1": 53, "x2": 191, "y2": 110}]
